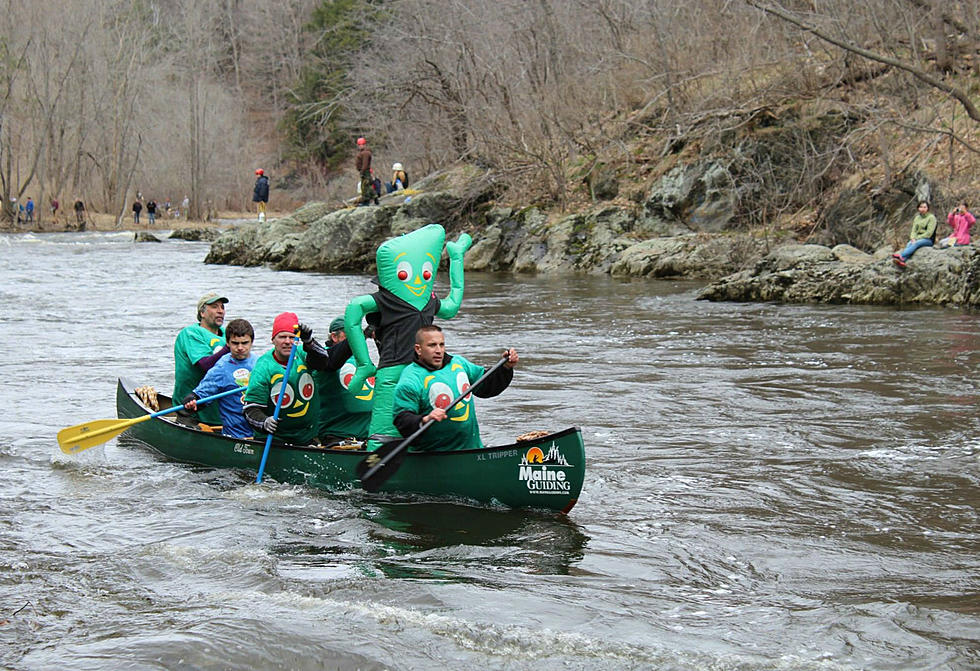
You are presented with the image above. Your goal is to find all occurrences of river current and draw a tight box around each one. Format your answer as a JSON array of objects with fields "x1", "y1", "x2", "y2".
[{"x1": 0, "y1": 231, "x2": 977, "y2": 670}]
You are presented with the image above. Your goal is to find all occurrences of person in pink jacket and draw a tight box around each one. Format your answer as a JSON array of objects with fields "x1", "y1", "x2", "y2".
[{"x1": 939, "y1": 201, "x2": 976, "y2": 248}]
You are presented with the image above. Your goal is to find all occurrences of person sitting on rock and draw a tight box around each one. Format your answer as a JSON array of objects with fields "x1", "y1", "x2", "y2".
[
  {"x1": 938, "y1": 201, "x2": 975, "y2": 249},
  {"x1": 892, "y1": 201, "x2": 936, "y2": 268}
]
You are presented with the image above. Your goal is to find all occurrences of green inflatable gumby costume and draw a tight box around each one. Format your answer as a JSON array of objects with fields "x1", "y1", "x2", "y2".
[{"x1": 344, "y1": 223, "x2": 471, "y2": 450}]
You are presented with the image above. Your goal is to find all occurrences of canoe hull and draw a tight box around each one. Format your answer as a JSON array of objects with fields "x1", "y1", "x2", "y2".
[{"x1": 115, "y1": 378, "x2": 584, "y2": 513}]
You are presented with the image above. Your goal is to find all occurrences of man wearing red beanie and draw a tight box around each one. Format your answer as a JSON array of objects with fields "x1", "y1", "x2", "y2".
[{"x1": 242, "y1": 312, "x2": 336, "y2": 445}]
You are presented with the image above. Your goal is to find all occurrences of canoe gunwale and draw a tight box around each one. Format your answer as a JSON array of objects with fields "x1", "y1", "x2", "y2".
[{"x1": 118, "y1": 376, "x2": 582, "y2": 458}]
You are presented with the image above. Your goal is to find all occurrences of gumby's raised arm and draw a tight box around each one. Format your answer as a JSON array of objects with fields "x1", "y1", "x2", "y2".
[
  {"x1": 344, "y1": 294, "x2": 378, "y2": 394},
  {"x1": 436, "y1": 233, "x2": 472, "y2": 318}
]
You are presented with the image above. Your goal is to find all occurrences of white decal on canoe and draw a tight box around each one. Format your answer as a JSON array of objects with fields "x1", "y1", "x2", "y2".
[{"x1": 517, "y1": 443, "x2": 572, "y2": 494}]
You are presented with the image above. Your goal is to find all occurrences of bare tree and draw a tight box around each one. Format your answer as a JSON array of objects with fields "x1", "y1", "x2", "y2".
[{"x1": 743, "y1": 0, "x2": 980, "y2": 121}]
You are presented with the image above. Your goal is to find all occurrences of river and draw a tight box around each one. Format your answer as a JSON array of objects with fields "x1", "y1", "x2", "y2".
[{"x1": 0, "y1": 230, "x2": 977, "y2": 670}]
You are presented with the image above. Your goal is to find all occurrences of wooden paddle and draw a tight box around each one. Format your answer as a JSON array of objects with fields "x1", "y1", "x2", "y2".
[
  {"x1": 356, "y1": 353, "x2": 510, "y2": 493},
  {"x1": 58, "y1": 386, "x2": 244, "y2": 454},
  {"x1": 255, "y1": 332, "x2": 301, "y2": 484}
]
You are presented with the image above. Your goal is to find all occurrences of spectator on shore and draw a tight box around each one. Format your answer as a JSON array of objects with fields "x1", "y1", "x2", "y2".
[
  {"x1": 146, "y1": 199, "x2": 157, "y2": 226},
  {"x1": 355, "y1": 137, "x2": 377, "y2": 206},
  {"x1": 892, "y1": 201, "x2": 937, "y2": 268},
  {"x1": 386, "y1": 163, "x2": 409, "y2": 193},
  {"x1": 938, "y1": 201, "x2": 976, "y2": 248},
  {"x1": 25, "y1": 198, "x2": 34, "y2": 224},
  {"x1": 73, "y1": 199, "x2": 86, "y2": 230},
  {"x1": 181, "y1": 196, "x2": 190, "y2": 218},
  {"x1": 252, "y1": 169, "x2": 269, "y2": 222},
  {"x1": 50, "y1": 198, "x2": 59, "y2": 221},
  {"x1": 132, "y1": 199, "x2": 142, "y2": 225}
]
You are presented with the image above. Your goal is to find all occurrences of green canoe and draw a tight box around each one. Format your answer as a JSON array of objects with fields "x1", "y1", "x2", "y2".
[{"x1": 115, "y1": 378, "x2": 585, "y2": 513}]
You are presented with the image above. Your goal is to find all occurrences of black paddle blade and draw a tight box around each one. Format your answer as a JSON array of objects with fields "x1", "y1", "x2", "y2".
[{"x1": 356, "y1": 440, "x2": 410, "y2": 492}]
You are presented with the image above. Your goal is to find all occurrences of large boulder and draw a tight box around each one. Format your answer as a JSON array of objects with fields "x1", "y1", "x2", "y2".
[
  {"x1": 698, "y1": 243, "x2": 980, "y2": 306},
  {"x1": 169, "y1": 227, "x2": 225, "y2": 242},
  {"x1": 610, "y1": 234, "x2": 769, "y2": 279},
  {"x1": 205, "y1": 217, "x2": 307, "y2": 266},
  {"x1": 204, "y1": 166, "x2": 500, "y2": 273},
  {"x1": 640, "y1": 161, "x2": 737, "y2": 235}
]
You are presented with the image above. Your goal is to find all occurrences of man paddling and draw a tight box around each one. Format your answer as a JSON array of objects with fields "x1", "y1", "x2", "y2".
[
  {"x1": 242, "y1": 312, "x2": 335, "y2": 446},
  {"x1": 392, "y1": 325, "x2": 518, "y2": 451},
  {"x1": 173, "y1": 292, "x2": 229, "y2": 426},
  {"x1": 182, "y1": 319, "x2": 257, "y2": 438}
]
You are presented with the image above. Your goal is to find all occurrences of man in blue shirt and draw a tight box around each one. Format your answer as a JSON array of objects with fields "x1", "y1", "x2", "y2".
[{"x1": 183, "y1": 319, "x2": 257, "y2": 438}]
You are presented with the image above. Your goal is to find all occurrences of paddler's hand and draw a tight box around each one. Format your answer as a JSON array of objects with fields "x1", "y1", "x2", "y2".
[
  {"x1": 502, "y1": 348, "x2": 519, "y2": 368},
  {"x1": 262, "y1": 416, "x2": 279, "y2": 434},
  {"x1": 298, "y1": 323, "x2": 314, "y2": 344},
  {"x1": 182, "y1": 393, "x2": 198, "y2": 411},
  {"x1": 424, "y1": 407, "x2": 447, "y2": 424}
]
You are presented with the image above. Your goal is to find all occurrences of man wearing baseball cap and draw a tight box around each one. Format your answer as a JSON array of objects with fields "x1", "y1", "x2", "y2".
[{"x1": 173, "y1": 292, "x2": 229, "y2": 426}]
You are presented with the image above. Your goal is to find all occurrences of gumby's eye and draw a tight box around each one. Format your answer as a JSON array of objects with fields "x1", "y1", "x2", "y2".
[
  {"x1": 456, "y1": 371, "x2": 470, "y2": 397},
  {"x1": 421, "y1": 261, "x2": 434, "y2": 281},
  {"x1": 271, "y1": 381, "x2": 293, "y2": 407},
  {"x1": 340, "y1": 362, "x2": 356, "y2": 389},
  {"x1": 396, "y1": 260, "x2": 412, "y2": 281},
  {"x1": 429, "y1": 382, "x2": 453, "y2": 409},
  {"x1": 298, "y1": 372, "x2": 315, "y2": 401}
]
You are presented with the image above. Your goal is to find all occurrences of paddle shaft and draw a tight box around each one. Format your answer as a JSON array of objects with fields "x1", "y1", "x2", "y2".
[
  {"x1": 59, "y1": 386, "x2": 243, "y2": 454},
  {"x1": 358, "y1": 353, "x2": 510, "y2": 490},
  {"x1": 255, "y1": 334, "x2": 301, "y2": 483}
]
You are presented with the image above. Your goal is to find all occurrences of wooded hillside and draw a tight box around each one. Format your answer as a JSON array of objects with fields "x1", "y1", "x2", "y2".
[{"x1": 2, "y1": 0, "x2": 978, "y2": 229}]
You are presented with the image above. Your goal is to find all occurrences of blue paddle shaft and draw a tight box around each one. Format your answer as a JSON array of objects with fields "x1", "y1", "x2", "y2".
[
  {"x1": 149, "y1": 386, "x2": 243, "y2": 419},
  {"x1": 256, "y1": 335, "x2": 300, "y2": 483}
]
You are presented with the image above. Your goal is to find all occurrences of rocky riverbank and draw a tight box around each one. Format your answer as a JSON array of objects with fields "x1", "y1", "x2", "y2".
[{"x1": 204, "y1": 164, "x2": 980, "y2": 308}]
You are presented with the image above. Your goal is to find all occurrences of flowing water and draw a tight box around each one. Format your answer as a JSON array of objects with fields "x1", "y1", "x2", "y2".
[{"x1": 0, "y1": 231, "x2": 978, "y2": 670}]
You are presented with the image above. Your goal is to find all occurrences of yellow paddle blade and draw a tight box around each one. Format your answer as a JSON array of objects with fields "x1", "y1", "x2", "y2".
[{"x1": 58, "y1": 415, "x2": 150, "y2": 454}]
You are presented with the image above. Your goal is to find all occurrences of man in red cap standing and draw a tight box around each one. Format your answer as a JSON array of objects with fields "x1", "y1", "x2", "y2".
[
  {"x1": 252, "y1": 169, "x2": 269, "y2": 221},
  {"x1": 242, "y1": 312, "x2": 334, "y2": 445},
  {"x1": 354, "y1": 137, "x2": 376, "y2": 206}
]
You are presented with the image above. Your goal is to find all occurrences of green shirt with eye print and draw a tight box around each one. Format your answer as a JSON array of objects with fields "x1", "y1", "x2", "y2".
[
  {"x1": 173, "y1": 323, "x2": 226, "y2": 425},
  {"x1": 391, "y1": 354, "x2": 486, "y2": 451},
  {"x1": 242, "y1": 349, "x2": 320, "y2": 445}
]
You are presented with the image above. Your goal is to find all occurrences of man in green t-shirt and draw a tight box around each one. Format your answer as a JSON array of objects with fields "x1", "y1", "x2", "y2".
[
  {"x1": 173, "y1": 292, "x2": 229, "y2": 425},
  {"x1": 392, "y1": 325, "x2": 518, "y2": 451},
  {"x1": 243, "y1": 312, "x2": 335, "y2": 446}
]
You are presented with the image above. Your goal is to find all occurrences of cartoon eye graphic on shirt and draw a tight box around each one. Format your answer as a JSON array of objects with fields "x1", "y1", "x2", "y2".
[
  {"x1": 298, "y1": 372, "x2": 315, "y2": 401},
  {"x1": 428, "y1": 381, "x2": 454, "y2": 410},
  {"x1": 339, "y1": 362, "x2": 356, "y2": 390},
  {"x1": 421, "y1": 260, "x2": 434, "y2": 281},
  {"x1": 456, "y1": 371, "x2": 471, "y2": 399},
  {"x1": 396, "y1": 260, "x2": 413, "y2": 281},
  {"x1": 270, "y1": 381, "x2": 294, "y2": 408}
]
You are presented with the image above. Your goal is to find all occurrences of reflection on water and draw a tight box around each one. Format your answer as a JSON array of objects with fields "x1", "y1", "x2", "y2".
[{"x1": 270, "y1": 501, "x2": 588, "y2": 582}]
